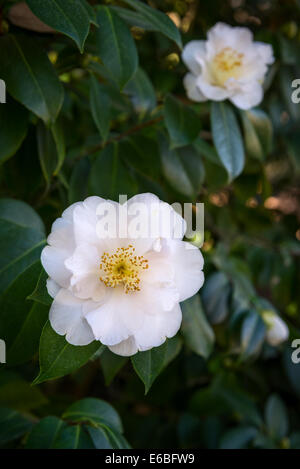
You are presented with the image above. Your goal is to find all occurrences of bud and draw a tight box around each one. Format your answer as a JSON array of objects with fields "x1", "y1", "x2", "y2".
[{"x1": 262, "y1": 311, "x2": 289, "y2": 346}]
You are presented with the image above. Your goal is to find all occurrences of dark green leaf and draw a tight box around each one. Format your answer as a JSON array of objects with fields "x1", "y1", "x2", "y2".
[
  {"x1": 211, "y1": 101, "x2": 245, "y2": 181},
  {"x1": 34, "y1": 321, "x2": 104, "y2": 384},
  {"x1": 37, "y1": 120, "x2": 66, "y2": 183},
  {"x1": 0, "y1": 371, "x2": 47, "y2": 411},
  {"x1": 241, "y1": 109, "x2": 273, "y2": 161},
  {"x1": 95, "y1": 6, "x2": 138, "y2": 89},
  {"x1": 201, "y1": 272, "x2": 231, "y2": 324},
  {"x1": 26, "y1": 416, "x2": 66, "y2": 449},
  {"x1": 240, "y1": 310, "x2": 266, "y2": 361},
  {"x1": 164, "y1": 95, "x2": 201, "y2": 148},
  {"x1": 265, "y1": 394, "x2": 289, "y2": 440},
  {"x1": 27, "y1": 0, "x2": 93, "y2": 52},
  {"x1": 161, "y1": 139, "x2": 205, "y2": 197},
  {"x1": 124, "y1": 67, "x2": 156, "y2": 115},
  {"x1": 0, "y1": 97, "x2": 28, "y2": 166},
  {"x1": 181, "y1": 294, "x2": 215, "y2": 358},
  {"x1": 89, "y1": 143, "x2": 138, "y2": 201},
  {"x1": 0, "y1": 407, "x2": 33, "y2": 446},
  {"x1": 131, "y1": 336, "x2": 182, "y2": 394},
  {"x1": 63, "y1": 398, "x2": 123, "y2": 433},
  {"x1": 0, "y1": 34, "x2": 63, "y2": 123},
  {"x1": 220, "y1": 426, "x2": 258, "y2": 449},
  {"x1": 53, "y1": 425, "x2": 94, "y2": 449},
  {"x1": 101, "y1": 348, "x2": 128, "y2": 386},
  {"x1": 0, "y1": 197, "x2": 45, "y2": 296},
  {"x1": 0, "y1": 261, "x2": 49, "y2": 365},
  {"x1": 69, "y1": 158, "x2": 91, "y2": 204},
  {"x1": 90, "y1": 74, "x2": 111, "y2": 142},
  {"x1": 27, "y1": 267, "x2": 52, "y2": 306},
  {"x1": 122, "y1": 0, "x2": 182, "y2": 48}
]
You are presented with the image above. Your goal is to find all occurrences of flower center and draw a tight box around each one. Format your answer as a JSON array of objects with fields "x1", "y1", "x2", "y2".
[
  {"x1": 211, "y1": 47, "x2": 244, "y2": 86},
  {"x1": 99, "y1": 245, "x2": 149, "y2": 293}
]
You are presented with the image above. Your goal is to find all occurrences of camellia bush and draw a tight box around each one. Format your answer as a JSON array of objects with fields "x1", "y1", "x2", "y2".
[{"x1": 0, "y1": 0, "x2": 300, "y2": 450}]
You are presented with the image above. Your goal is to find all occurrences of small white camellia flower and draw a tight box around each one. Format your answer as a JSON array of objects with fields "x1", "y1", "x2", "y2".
[
  {"x1": 263, "y1": 311, "x2": 289, "y2": 346},
  {"x1": 41, "y1": 193, "x2": 204, "y2": 356},
  {"x1": 182, "y1": 22, "x2": 274, "y2": 110}
]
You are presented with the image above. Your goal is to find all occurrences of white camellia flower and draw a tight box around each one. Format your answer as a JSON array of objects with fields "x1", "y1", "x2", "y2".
[
  {"x1": 41, "y1": 193, "x2": 204, "y2": 356},
  {"x1": 263, "y1": 311, "x2": 289, "y2": 346},
  {"x1": 182, "y1": 22, "x2": 274, "y2": 110}
]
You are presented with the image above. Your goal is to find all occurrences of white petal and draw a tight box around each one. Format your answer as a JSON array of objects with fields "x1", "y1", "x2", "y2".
[
  {"x1": 46, "y1": 278, "x2": 60, "y2": 298},
  {"x1": 197, "y1": 76, "x2": 231, "y2": 101},
  {"x1": 230, "y1": 81, "x2": 263, "y2": 110},
  {"x1": 182, "y1": 40, "x2": 206, "y2": 75},
  {"x1": 134, "y1": 303, "x2": 182, "y2": 350},
  {"x1": 41, "y1": 245, "x2": 72, "y2": 289},
  {"x1": 168, "y1": 240, "x2": 204, "y2": 302},
  {"x1": 49, "y1": 289, "x2": 95, "y2": 346},
  {"x1": 255, "y1": 42, "x2": 274, "y2": 65},
  {"x1": 64, "y1": 243, "x2": 106, "y2": 301},
  {"x1": 183, "y1": 73, "x2": 207, "y2": 102},
  {"x1": 73, "y1": 196, "x2": 106, "y2": 247},
  {"x1": 108, "y1": 336, "x2": 138, "y2": 357},
  {"x1": 207, "y1": 23, "x2": 253, "y2": 56}
]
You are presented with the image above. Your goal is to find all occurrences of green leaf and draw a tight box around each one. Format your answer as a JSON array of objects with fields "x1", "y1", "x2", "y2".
[
  {"x1": 63, "y1": 397, "x2": 123, "y2": 433},
  {"x1": 90, "y1": 74, "x2": 111, "y2": 142},
  {"x1": 121, "y1": 0, "x2": 182, "y2": 49},
  {"x1": 26, "y1": 0, "x2": 93, "y2": 52},
  {"x1": 0, "y1": 34, "x2": 64, "y2": 123},
  {"x1": 211, "y1": 101, "x2": 245, "y2": 181},
  {"x1": 0, "y1": 97, "x2": 28, "y2": 166},
  {"x1": 161, "y1": 140, "x2": 205, "y2": 197},
  {"x1": 265, "y1": 394, "x2": 289, "y2": 440},
  {"x1": 120, "y1": 136, "x2": 161, "y2": 181},
  {"x1": 124, "y1": 67, "x2": 157, "y2": 115},
  {"x1": 0, "y1": 371, "x2": 47, "y2": 411},
  {"x1": 241, "y1": 109, "x2": 273, "y2": 161},
  {"x1": 53, "y1": 425, "x2": 94, "y2": 449},
  {"x1": 37, "y1": 120, "x2": 66, "y2": 183},
  {"x1": 27, "y1": 267, "x2": 52, "y2": 306},
  {"x1": 69, "y1": 158, "x2": 91, "y2": 204},
  {"x1": 0, "y1": 198, "x2": 45, "y2": 296},
  {"x1": 26, "y1": 416, "x2": 66, "y2": 449},
  {"x1": 240, "y1": 310, "x2": 266, "y2": 361},
  {"x1": 131, "y1": 336, "x2": 182, "y2": 394},
  {"x1": 181, "y1": 294, "x2": 215, "y2": 358},
  {"x1": 0, "y1": 261, "x2": 49, "y2": 366},
  {"x1": 89, "y1": 143, "x2": 138, "y2": 201},
  {"x1": 101, "y1": 348, "x2": 128, "y2": 386},
  {"x1": 0, "y1": 407, "x2": 33, "y2": 446},
  {"x1": 220, "y1": 426, "x2": 258, "y2": 449},
  {"x1": 164, "y1": 95, "x2": 201, "y2": 148},
  {"x1": 95, "y1": 6, "x2": 138, "y2": 89},
  {"x1": 34, "y1": 321, "x2": 104, "y2": 384},
  {"x1": 201, "y1": 272, "x2": 231, "y2": 324}
]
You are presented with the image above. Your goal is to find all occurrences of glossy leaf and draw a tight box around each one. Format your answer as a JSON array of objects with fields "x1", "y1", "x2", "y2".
[
  {"x1": 101, "y1": 349, "x2": 128, "y2": 386},
  {"x1": 0, "y1": 97, "x2": 28, "y2": 166},
  {"x1": 0, "y1": 198, "x2": 45, "y2": 296},
  {"x1": 181, "y1": 294, "x2": 215, "y2": 358},
  {"x1": 0, "y1": 407, "x2": 33, "y2": 446},
  {"x1": 27, "y1": 0, "x2": 93, "y2": 52},
  {"x1": 161, "y1": 139, "x2": 205, "y2": 197},
  {"x1": 265, "y1": 394, "x2": 289, "y2": 440},
  {"x1": 164, "y1": 95, "x2": 201, "y2": 148},
  {"x1": 0, "y1": 261, "x2": 49, "y2": 366},
  {"x1": 89, "y1": 143, "x2": 138, "y2": 201},
  {"x1": 37, "y1": 120, "x2": 66, "y2": 183},
  {"x1": 90, "y1": 74, "x2": 111, "y2": 142},
  {"x1": 240, "y1": 310, "x2": 266, "y2": 361},
  {"x1": 95, "y1": 7, "x2": 138, "y2": 89},
  {"x1": 201, "y1": 272, "x2": 231, "y2": 324},
  {"x1": 131, "y1": 336, "x2": 182, "y2": 394},
  {"x1": 26, "y1": 416, "x2": 66, "y2": 449},
  {"x1": 241, "y1": 109, "x2": 273, "y2": 161},
  {"x1": 122, "y1": 0, "x2": 182, "y2": 48},
  {"x1": 211, "y1": 102, "x2": 245, "y2": 181},
  {"x1": 124, "y1": 67, "x2": 157, "y2": 115},
  {"x1": 0, "y1": 34, "x2": 63, "y2": 123},
  {"x1": 34, "y1": 321, "x2": 104, "y2": 384}
]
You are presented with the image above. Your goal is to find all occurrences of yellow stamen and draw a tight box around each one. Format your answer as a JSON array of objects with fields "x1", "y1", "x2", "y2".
[
  {"x1": 99, "y1": 245, "x2": 149, "y2": 294},
  {"x1": 211, "y1": 47, "x2": 244, "y2": 86}
]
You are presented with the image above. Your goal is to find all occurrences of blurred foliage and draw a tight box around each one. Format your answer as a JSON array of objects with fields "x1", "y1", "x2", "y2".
[{"x1": 0, "y1": 0, "x2": 299, "y2": 449}]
